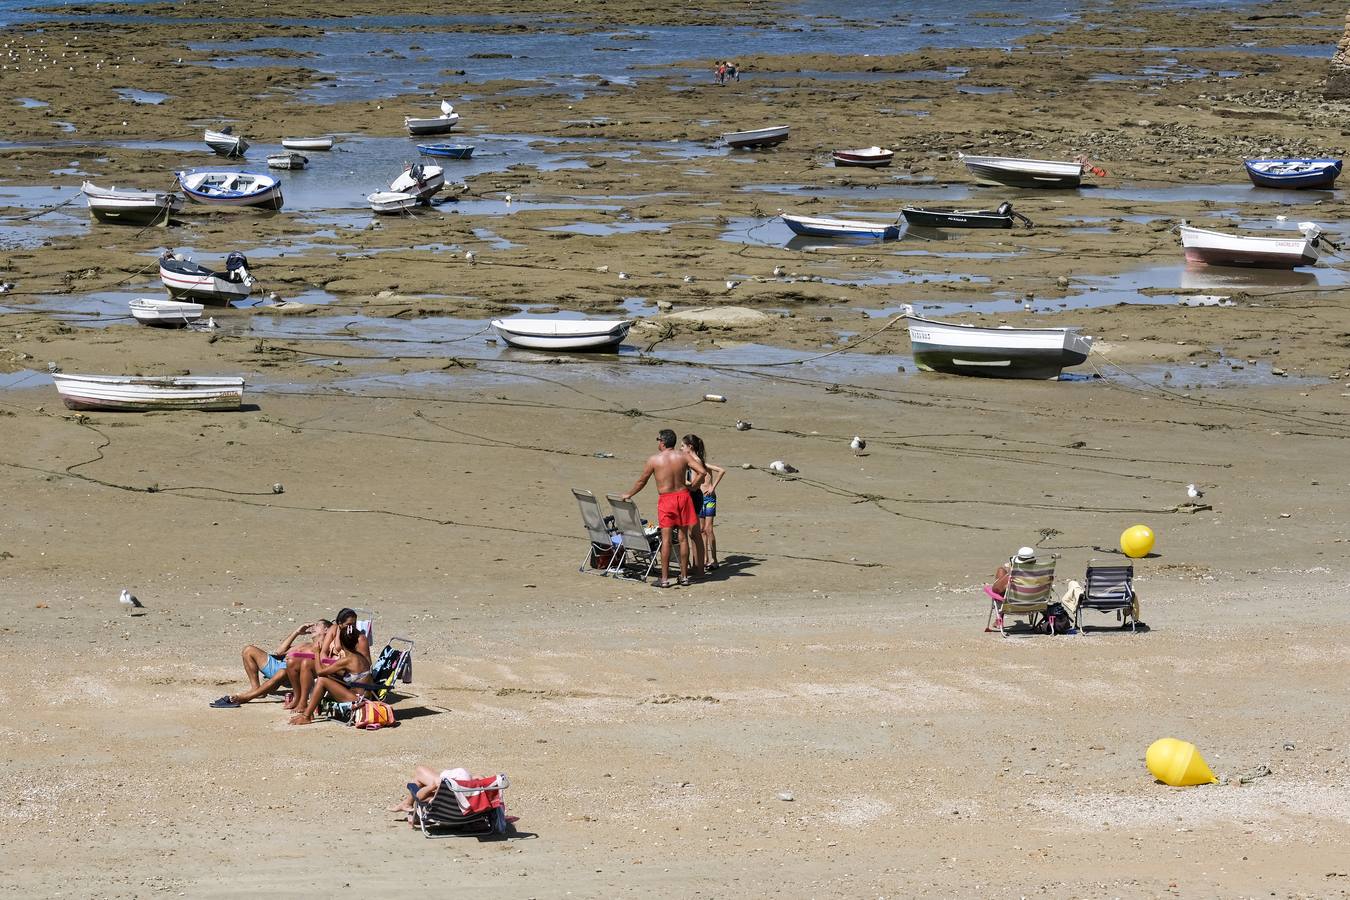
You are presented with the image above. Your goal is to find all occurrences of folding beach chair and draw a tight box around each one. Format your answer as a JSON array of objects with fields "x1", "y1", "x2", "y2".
[
  {"x1": 605, "y1": 494, "x2": 661, "y2": 582},
  {"x1": 984, "y1": 558, "x2": 1057, "y2": 636},
  {"x1": 323, "y1": 636, "x2": 413, "y2": 722},
  {"x1": 1076, "y1": 562, "x2": 1138, "y2": 633},
  {"x1": 415, "y1": 773, "x2": 511, "y2": 838},
  {"x1": 353, "y1": 608, "x2": 375, "y2": 646},
  {"x1": 573, "y1": 488, "x2": 619, "y2": 576}
]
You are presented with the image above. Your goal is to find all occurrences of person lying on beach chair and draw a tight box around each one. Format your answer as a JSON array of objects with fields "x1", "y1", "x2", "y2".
[
  {"x1": 281, "y1": 607, "x2": 372, "y2": 712},
  {"x1": 209, "y1": 620, "x2": 329, "y2": 708},
  {"x1": 389, "y1": 765, "x2": 510, "y2": 837},
  {"x1": 288, "y1": 623, "x2": 372, "y2": 726}
]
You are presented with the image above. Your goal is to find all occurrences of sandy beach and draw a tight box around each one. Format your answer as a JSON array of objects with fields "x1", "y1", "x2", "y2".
[{"x1": 3, "y1": 0, "x2": 1350, "y2": 896}]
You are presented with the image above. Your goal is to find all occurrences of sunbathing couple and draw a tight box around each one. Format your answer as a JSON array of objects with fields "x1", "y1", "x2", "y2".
[
  {"x1": 621, "y1": 428, "x2": 726, "y2": 588},
  {"x1": 211, "y1": 607, "x2": 372, "y2": 725}
]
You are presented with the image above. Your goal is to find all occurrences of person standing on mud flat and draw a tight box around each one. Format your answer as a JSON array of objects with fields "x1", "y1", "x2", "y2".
[
  {"x1": 621, "y1": 428, "x2": 707, "y2": 588},
  {"x1": 715, "y1": 60, "x2": 727, "y2": 85}
]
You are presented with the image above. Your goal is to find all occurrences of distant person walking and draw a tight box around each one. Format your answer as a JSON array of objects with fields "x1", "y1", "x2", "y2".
[
  {"x1": 715, "y1": 61, "x2": 727, "y2": 85},
  {"x1": 621, "y1": 428, "x2": 707, "y2": 588},
  {"x1": 727, "y1": 61, "x2": 739, "y2": 82}
]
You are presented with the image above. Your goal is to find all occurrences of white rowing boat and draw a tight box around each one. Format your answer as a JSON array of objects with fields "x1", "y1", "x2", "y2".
[
  {"x1": 281, "y1": 136, "x2": 334, "y2": 151},
  {"x1": 491, "y1": 317, "x2": 631, "y2": 351},
  {"x1": 81, "y1": 181, "x2": 183, "y2": 225},
  {"x1": 177, "y1": 170, "x2": 284, "y2": 209},
  {"x1": 204, "y1": 128, "x2": 248, "y2": 157},
  {"x1": 52, "y1": 373, "x2": 245, "y2": 411},
  {"x1": 1179, "y1": 223, "x2": 1323, "y2": 269},
  {"x1": 129, "y1": 297, "x2": 203, "y2": 327},
  {"x1": 902, "y1": 306, "x2": 1092, "y2": 380},
  {"x1": 721, "y1": 124, "x2": 790, "y2": 148},
  {"x1": 367, "y1": 191, "x2": 418, "y2": 214}
]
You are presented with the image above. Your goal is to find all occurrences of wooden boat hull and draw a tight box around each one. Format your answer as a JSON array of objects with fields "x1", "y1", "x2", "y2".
[
  {"x1": 266, "y1": 153, "x2": 308, "y2": 170},
  {"x1": 389, "y1": 164, "x2": 444, "y2": 202},
  {"x1": 491, "y1": 319, "x2": 631, "y2": 351},
  {"x1": 1244, "y1": 158, "x2": 1341, "y2": 190},
  {"x1": 405, "y1": 114, "x2": 460, "y2": 136},
  {"x1": 416, "y1": 144, "x2": 474, "y2": 159},
  {"x1": 368, "y1": 191, "x2": 418, "y2": 214},
  {"x1": 960, "y1": 155, "x2": 1083, "y2": 189},
  {"x1": 82, "y1": 182, "x2": 183, "y2": 225},
  {"x1": 178, "y1": 171, "x2": 284, "y2": 209},
  {"x1": 906, "y1": 315, "x2": 1092, "y2": 380},
  {"x1": 52, "y1": 373, "x2": 244, "y2": 411},
  {"x1": 832, "y1": 147, "x2": 893, "y2": 168},
  {"x1": 282, "y1": 137, "x2": 333, "y2": 151},
  {"x1": 1179, "y1": 225, "x2": 1320, "y2": 269},
  {"x1": 130, "y1": 298, "x2": 203, "y2": 327},
  {"x1": 722, "y1": 125, "x2": 790, "y2": 148},
  {"x1": 902, "y1": 207, "x2": 1014, "y2": 229},
  {"x1": 781, "y1": 213, "x2": 899, "y2": 240},
  {"x1": 159, "y1": 258, "x2": 253, "y2": 304},
  {"x1": 204, "y1": 130, "x2": 248, "y2": 157}
]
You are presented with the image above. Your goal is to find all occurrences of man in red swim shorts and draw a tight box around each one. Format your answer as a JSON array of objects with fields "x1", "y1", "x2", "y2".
[{"x1": 621, "y1": 428, "x2": 707, "y2": 587}]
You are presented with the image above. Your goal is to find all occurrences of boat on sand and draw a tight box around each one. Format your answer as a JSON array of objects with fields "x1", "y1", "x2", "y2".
[
  {"x1": 780, "y1": 212, "x2": 899, "y2": 240},
  {"x1": 52, "y1": 373, "x2": 245, "y2": 411},
  {"x1": 491, "y1": 317, "x2": 631, "y2": 351},
  {"x1": 902, "y1": 306, "x2": 1092, "y2": 380},
  {"x1": 1179, "y1": 223, "x2": 1325, "y2": 269},
  {"x1": 129, "y1": 297, "x2": 203, "y2": 327},
  {"x1": 81, "y1": 181, "x2": 183, "y2": 225}
]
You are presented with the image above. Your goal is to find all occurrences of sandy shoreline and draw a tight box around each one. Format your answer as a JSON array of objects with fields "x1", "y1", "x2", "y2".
[{"x1": 3, "y1": 0, "x2": 1350, "y2": 895}]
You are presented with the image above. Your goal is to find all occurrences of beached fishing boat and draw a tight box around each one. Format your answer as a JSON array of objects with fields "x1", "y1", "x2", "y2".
[
  {"x1": 1179, "y1": 223, "x2": 1324, "y2": 269},
  {"x1": 491, "y1": 317, "x2": 631, "y2": 351},
  {"x1": 367, "y1": 191, "x2": 418, "y2": 215},
  {"x1": 958, "y1": 153, "x2": 1096, "y2": 189},
  {"x1": 266, "y1": 152, "x2": 308, "y2": 170},
  {"x1": 1243, "y1": 157, "x2": 1342, "y2": 190},
  {"x1": 129, "y1": 297, "x2": 203, "y2": 328},
  {"x1": 405, "y1": 101, "x2": 461, "y2": 136},
  {"x1": 831, "y1": 146, "x2": 893, "y2": 168},
  {"x1": 52, "y1": 373, "x2": 245, "y2": 412},
  {"x1": 780, "y1": 212, "x2": 900, "y2": 240},
  {"x1": 81, "y1": 181, "x2": 183, "y2": 225},
  {"x1": 901, "y1": 202, "x2": 1033, "y2": 229},
  {"x1": 204, "y1": 128, "x2": 248, "y2": 158},
  {"x1": 722, "y1": 124, "x2": 790, "y2": 149},
  {"x1": 416, "y1": 143, "x2": 475, "y2": 159},
  {"x1": 158, "y1": 251, "x2": 254, "y2": 304},
  {"x1": 281, "y1": 136, "x2": 334, "y2": 151},
  {"x1": 902, "y1": 307, "x2": 1093, "y2": 380},
  {"x1": 177, "y1": 170, "x2": 284, "y2": 209},
  {"x1": 389, "y1": 162, "x2": 444, "y2": 203}
]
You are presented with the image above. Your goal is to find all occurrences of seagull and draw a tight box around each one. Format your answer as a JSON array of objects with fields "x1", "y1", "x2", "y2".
[
  {"x1": 768, "y1": 460, "x2": 798, "y2": 475},
  {"x1": 682, "y1": 275, "x2": 695, "y2": 283},
  {"x1": 465, "y1": 251, "x2": 476, "y2": 264},
  {"x1": 735, "y1": 419, "x2": 752, "y2": 431},
  {"x1": 119, "y1": 588, "x2": 143, "y2": 610},
  {"x1": 772, "y1": 265, "x2": 785, "y2": 277},
  {"x1": 272, "y1": 483, "x2": 285, "y2": 494},
  {"x1": 0, "y1": 282, "x2": 15, "y2": 293},
  {"x1": 205, "y1": 317, "x2": 217, "y2": 330},
  {"x1": 850, "y1": 436, "x2": 866, "y2": 452},
  {"x1": 725, "y1": 280, "x2": 739, "y2": 291},
  {"x1": 1187, "y1": 483, "x2": 1204, "y2": 500},
  {"x1": 618, "y1": 271, "x2": 630, "y2": 280},
  {"x1": 504, "y1": 193, "x2": 512, "y2": 204}
]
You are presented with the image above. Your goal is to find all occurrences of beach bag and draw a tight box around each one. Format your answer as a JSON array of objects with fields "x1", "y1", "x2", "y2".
[{"x1": 351, "y1": 699, "x2": 396, "y2": 730}]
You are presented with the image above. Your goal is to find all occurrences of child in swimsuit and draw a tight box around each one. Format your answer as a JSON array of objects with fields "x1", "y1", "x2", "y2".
[{"x1": 686, "y1": 434, "x2": 726, "y2": 571}]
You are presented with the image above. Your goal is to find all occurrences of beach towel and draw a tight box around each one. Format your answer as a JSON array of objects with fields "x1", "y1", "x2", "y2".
[
  {"x1": 1060, "y1": 580, "x2": 1083, "y2": 617},
  {"x1": 439, "y1": 767, "x2": 505, "y2": 814}
]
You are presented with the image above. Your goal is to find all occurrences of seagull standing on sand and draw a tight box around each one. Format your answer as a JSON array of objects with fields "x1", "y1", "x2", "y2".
[
  {"x1": 465, "y1": 251, "x2": 476, "y2": 264},
  {"x1": 120, "y1": 588, "x2": 143, "y2": 610},
  {"x1": 850, "y1": 436, "x2": 866, "y2": 452},
  {"x1": 735, "y1": 419, "x2": 751, "y2": 431},
  {"x1": 768, "y1": 460, "x2": 797, "y2": 475},
  {"x1": 1187, "y1": 483, "x2": 1204, "y2": 500}
]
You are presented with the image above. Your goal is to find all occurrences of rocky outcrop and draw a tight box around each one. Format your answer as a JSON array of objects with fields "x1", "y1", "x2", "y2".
[{"x1": 1327, "y1": 12, "x2": 1350, "y2": 99}]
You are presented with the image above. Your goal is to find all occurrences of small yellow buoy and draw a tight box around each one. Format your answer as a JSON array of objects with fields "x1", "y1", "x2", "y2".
[
  {"x1": 1120, "y1": 524, "x2": 1155, "y2": 559},
  {"x1": 1146, "y1": 737, "x2": 1218, "y2": 786}
]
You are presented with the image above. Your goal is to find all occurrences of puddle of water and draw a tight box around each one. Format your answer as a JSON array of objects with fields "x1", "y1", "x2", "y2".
[
  {"x1": 116, "y1": 88, "x2": 169, "y2": 104},
  {"x1": 742, "y1": 182, "x2": 977, "y2": 202},
  {"x1": 16, "y1": 98, "x2": 49, "y2": 108},
  {"x1": 956, "y1": 85, "x2": 1012, "y2": 94},
  {"x1": 1096, "y1": 182, "x2": 1343, "y2": 204},
  {"x1": 542, "y1": 220, "x2": 668, "y2": 237},
  {"x1": 0, "y1": 369, "x2": 46, "y2": 390},
  {"x1": 11, "y1": 287, "x2": 152, "y2": 327},
  {"x1": 472, "y1": 228, "x2": 519, "y2": 250}
]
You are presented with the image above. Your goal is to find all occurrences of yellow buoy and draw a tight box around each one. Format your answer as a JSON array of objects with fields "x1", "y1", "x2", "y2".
[
  {"x1": 1120, "y1": 524, "x2": 1155, "y2": 559},
  {"x1": 1146, "y1": 737, "x2": 1218, "y2": 786}
]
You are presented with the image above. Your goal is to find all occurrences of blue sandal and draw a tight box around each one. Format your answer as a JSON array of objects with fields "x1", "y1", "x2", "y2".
[{"x1": 210, "y1": 696, "x2": 240, "y2": 708}]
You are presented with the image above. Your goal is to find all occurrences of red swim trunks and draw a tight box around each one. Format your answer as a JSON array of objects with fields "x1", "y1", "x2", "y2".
[{"x1": 657, "y1": 490, "x2": 697, "y2": 528}]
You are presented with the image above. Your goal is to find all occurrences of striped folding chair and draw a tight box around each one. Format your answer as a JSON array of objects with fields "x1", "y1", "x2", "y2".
[
  {"x1": 985, "y1": 558, "x2": 1056, "y2": 636},
  {"x1": 414, "y1": 774, "x2": 510, "y2": 838},
  {"x1": 1077, "y1": 562, "x2": 1138, "y2": 633}
]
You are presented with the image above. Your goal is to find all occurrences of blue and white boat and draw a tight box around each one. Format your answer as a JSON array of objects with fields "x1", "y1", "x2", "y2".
[
  {"x1": 1244, "y1": 158, "x2": 1342, "y2": 190},
  {"x1": 416, "y1": 143, "x2": 475, "y2": 159},
  {"x1": 780, "y1": 212, "x2": 900, "y2": 240},
  {"x1": 177, "y1": 170, "x2": 284, "y2": 209}
]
